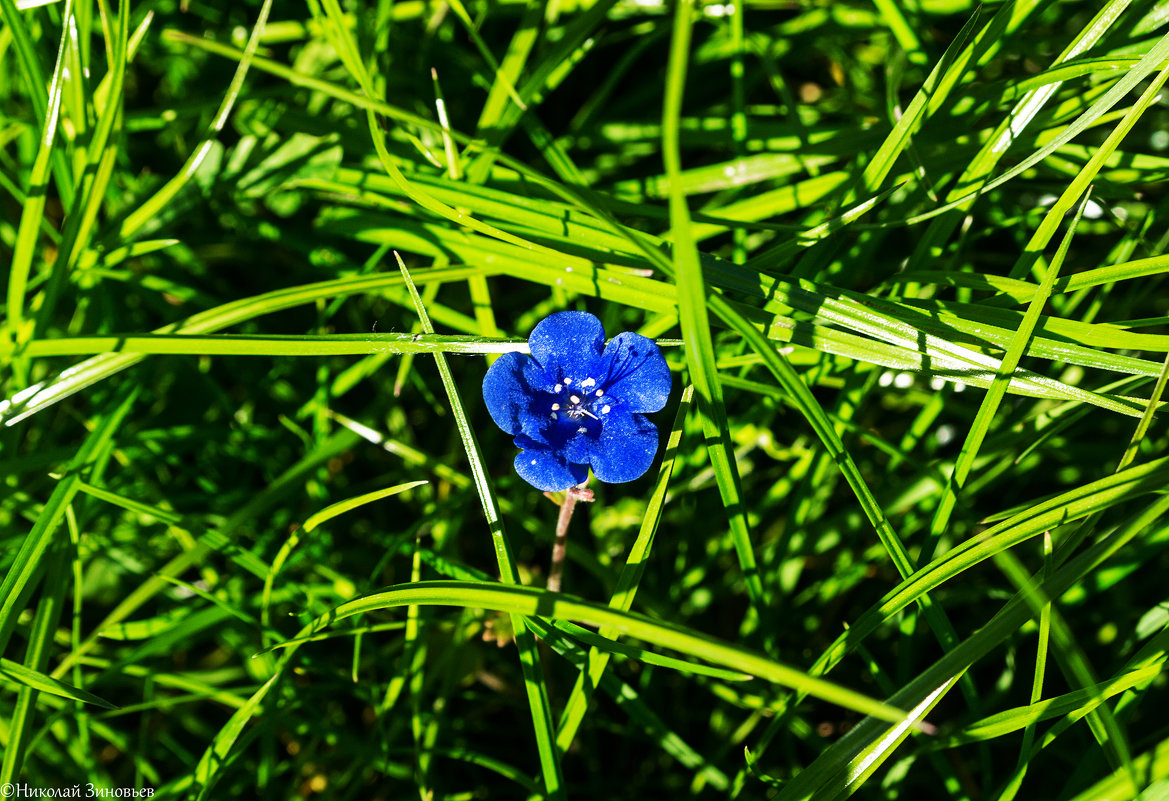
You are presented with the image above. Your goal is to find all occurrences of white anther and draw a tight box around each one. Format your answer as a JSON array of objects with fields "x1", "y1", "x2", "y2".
[
  {"x1": 564, "y1": 378, "x2": 572, "y2": 385},
  {"x1": 577, "y1": 426, "x2": 587, "y2": 434},
  {"x1": 554, "y1": 383, "x2": 563, "y2": 393},
  {"x1": 531, "y1": 459, "x2": 537, "y2": 465},
  {"x1": 570, "y1": 395, "x2": 580, "y2": 404},
  {"x1": 601, "y1": 405, "x2": 610, "y2": 414},
  {"x1": 551, "y1": 403, "x2": 560, "y2": 410},
  {"x1": 550, "y1": 412, "x2": 558, "y2": 420},
  {"x1": 595, "y1": 389, "x2": 604, "y2": 397},
  {"x1": 581, "y1": 377, "x2": 596, "y2": 388}
]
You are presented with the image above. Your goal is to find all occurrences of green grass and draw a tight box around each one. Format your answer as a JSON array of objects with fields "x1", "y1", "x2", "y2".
[{"x1": 3, "y1": 0, "x2": 1169, "y2": 798}]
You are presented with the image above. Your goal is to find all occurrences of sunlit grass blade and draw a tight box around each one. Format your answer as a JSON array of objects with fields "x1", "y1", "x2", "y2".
[
  {"x1": 1064, "y1": 737, "x2": 1169, "y2": 801},
  {"x1": 935, "y1": 660, "x2": 1162, "y2": 749},
  {"x1": 6, "y1": 333, "x2": 526, "y2": 359},
  {"x1": 301, "y1": 481, "x2": 428, "y2": 533},
  {"x1": 664, "y1": 0, "x2": 764, "y2": 609},
  {"x1": 394, "y1": 253, "x2": 565, "y2": 800},
  {"x1": 903, "y1": 29, "x2": 1169, "y2": 226},
  {"x1": 303, "y1": 579, "x2": 924, "y2": 728},
  {"x1": 0, "y1": 658, "x2": 109, "y2": 710},
  {"x1": 922, "y1": 190, "x2": 1093, "y2": 566},
  {"x1": 855, "y1": 3, "x2": 981, "y2": 194},
  {"x1": 776, "y1": 491, "x2": 1169, "y2": 800},
  {"x1": 6, "y1": 0, "x2": 73, "y2": 351},
  {"x1": 191, "y1": 674, "x2": 279, "y2": 800},
  {"x1": 556, "y1": 385, "x2": 694, "y2": 752},
  {"x1": 0, "y1": 269, "x2": 489, "y2": 425},
  {"x1": 0, "y1": 389, "x2": 137, "y2": 654},
  {"x1": 115, "y1": 0, "x2": 272, "y2": 242}
]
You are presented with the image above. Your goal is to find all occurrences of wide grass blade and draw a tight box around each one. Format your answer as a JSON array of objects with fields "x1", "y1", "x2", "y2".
[{"x1": 302, "y1": 579, "x2": 923, "y2": 728}]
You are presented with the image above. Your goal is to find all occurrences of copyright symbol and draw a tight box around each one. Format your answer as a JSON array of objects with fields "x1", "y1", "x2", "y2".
[{"x1": 1, "y1": 783, "x2": 14, "y2": 798}]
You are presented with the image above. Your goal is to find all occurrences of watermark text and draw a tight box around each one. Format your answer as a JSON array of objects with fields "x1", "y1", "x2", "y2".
[{"x1": 1, "y1": 785, "x2": 154, "y2": 799}]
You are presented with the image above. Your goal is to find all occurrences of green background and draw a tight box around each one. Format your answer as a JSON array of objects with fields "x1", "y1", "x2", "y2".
[{"x1": 3, "y1": 0, "x2": 1169, "y2": 799}]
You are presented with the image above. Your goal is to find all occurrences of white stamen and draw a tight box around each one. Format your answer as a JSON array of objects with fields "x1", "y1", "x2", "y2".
[
  {"x1": 581, "y1": 377, "x2": 596, "y2": 388},
  {"x1": 551, "y1": 403, "x2": 560, "y2": 410},
  {"x1": 550, "y1": 412, "x2": 558, "y2": 420},
  {"x1": 554, "y1": 383, "x2": 563, "y2": 393},
  {"x1": 564, "y1": 378, "x2": 572, "y2": 385},
  {"x1": 570, "y1": 395, "x2": 580, "y2": 404},
  {"x1": 577, "y1": 426, "x2": 587, "y2": 434},
  {"x1": 531, "y1": 459, "x2": 537, "y2": 465},
  {"x1": 601, "y1": 405, "x2": 610, "y2": 414},
  {"x1": 595, "y1": 389, "x2": 604, "y2": 397},
  {"x1": 580, "y1": 409, "x2": 599, "y2": 420}
]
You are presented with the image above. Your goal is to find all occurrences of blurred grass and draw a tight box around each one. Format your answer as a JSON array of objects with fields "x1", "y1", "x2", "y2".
[{"x1": 3, "y1": 0, "x2": 1169, "y2": 799}]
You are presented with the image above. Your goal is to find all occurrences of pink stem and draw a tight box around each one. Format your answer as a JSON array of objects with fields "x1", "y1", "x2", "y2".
[{"x1": 547, "y1": 481, "x2": 593, "y2": 593}]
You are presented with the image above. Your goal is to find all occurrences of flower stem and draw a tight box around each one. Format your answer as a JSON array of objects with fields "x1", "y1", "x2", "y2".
[{"x1": 547, "y1": 481, "x2": 593, "y2": 593}]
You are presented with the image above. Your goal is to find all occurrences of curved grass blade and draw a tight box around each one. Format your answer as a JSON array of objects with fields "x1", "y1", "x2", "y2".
[
  {"x1": 934, "y1": 661, "x2": 1163, "y2": 749},
  {"x1": 394, "y1": 253, "x2": 565, "y2": 800},
  {"x1": 192, "y1": 674, "x2": 279, "y2": 801},
  {"x1": 1064, "y1": 737, "x2": 1169, "y2": 801},
  {"x1": 776, "y1": 491, "x2": 1169, "y2": 801},
  {"x1": 922, "y1": 189, "x2": 1093, "y2": 566},
  {"x1": 0, "y1": 389, "x2": 138, "y2": 655},
  {"x1": 115, "y1": 0, "x2": 273, "y2": 242},
  {"x1": 0, "y1": 658, "x2": 113, "y2": 710},
  {"x1": 0, "y1": 268, "x2": 493, "y2": 426},
  {"x1": 556, "y1": 386, "x2": 695, "y2": 752},
  {"x1": 259, "y1": 480, "x2": 429, "y2": 632},
  {"x1": 301, "y1": 481, "x2": 429, "y2": 533},
  {"x1": 6, "y1": 0, "x2": 74, "y2": 347},
  {"x1": 664, "y1": 0, "x2": 764, "y2": 608},
  {"x1": 53, "y1": 0, "x2": 130, "y2": 284},
  {"x1": 901, "y1": 28, "x2": 1169, "y2": 227},
  {"x1": 304, "y1": 579, "x2": 922, "y2": 728},
  {"x1": 319, "y1": 212, "x2": 1143, "y2": 416}
]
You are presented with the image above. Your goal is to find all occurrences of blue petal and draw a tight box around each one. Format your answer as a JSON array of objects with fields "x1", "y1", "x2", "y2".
[
  {"x1": 559, "y1": 418, "x2": 601, "y2": 464},
  {"x1": 482, "y1": 352, "x2": 551, "y2": 437},
  {"x1": 514, "y1": 443, "x2": 589, "y2": 491},
  {"x1": 601, "y1": 332, "x2": 671, "y2": 413},
  {"x1": 588, "y1": 407, "x2": 659, "y2": 484},
  {"x1": 528, "y1": 311, "x2": 605, "y2": 386}
]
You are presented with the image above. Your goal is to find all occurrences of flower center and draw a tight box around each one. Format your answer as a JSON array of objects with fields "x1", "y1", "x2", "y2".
[{"x1": 549, "y1": 377, "x2": 610, "y2": 424}]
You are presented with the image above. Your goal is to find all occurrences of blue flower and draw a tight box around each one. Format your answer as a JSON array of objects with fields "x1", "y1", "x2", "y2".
[{"x1": 483, "y1": 311, "x2": 671, "y2": 492}]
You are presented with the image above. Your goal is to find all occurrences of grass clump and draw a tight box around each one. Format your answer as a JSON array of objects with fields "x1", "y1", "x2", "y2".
[{"x1": 3, "y1": 0, "x2": 1169, "y2": 799}]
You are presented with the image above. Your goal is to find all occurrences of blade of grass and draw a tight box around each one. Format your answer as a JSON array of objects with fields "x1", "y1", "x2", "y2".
[
  {"x1": 394, "y1": 252, "x2": 565, "y2": 800},
  {"x1": 0, "y1": 388, "x2": 137, "y2": 655},
  {"x1": 51, "y1": 0, "x2": 131, "y2": 286},
  {"x1": 900, "y1": 27, "x2": 1169, "y2": 228},
  {"x1": 855, "y1": 4, "x2": 982, "y2": 195},
  {"x1": 923, "y1": 59, "x2": 1169, "y2": 570},
  {"x1": 0, "y1": 658, "x2": 118, "y2": 710},
  {"x1": 260, "y1": 480, "x2": 429, "y2": 634},
  {"x1": 918, "y1": 186, "x2": 1092, "y2": 564},
  {"x1": 1006, "y1": 530, "x2": 1054, "y2": 801},
  {"x1": 934, "y1": 659, "x2": 1163, "y2": 749},
  {"x1": 664, "y1": 0, "x2": 764, "y2": 609},
  {"x1": 6, "y1": 0, "x2": 74, "y2": 359},
  {"x1": 555, "y1": 385, "x2": 694, "y2": 752},
  {"x1": 115, "y1": 0, "x2": 272, "y2": 242},
  {"x1": 1, "y1": 539, "x2": 76, "y2": 784},
  {"x1": 4, "y1": 333, "x2": 528, "y2": 358},
  {"x1": 0, "y1": 268, "x2": 497, "y2": 426},
  {"x1": 301, "y1": 481, "x2": 429, "y2": 533},
  {"x1": 775, "y1": 491, "x2": 1169, "y2": 801},
  {"x1": 303, "y1": 579, "x2": 924, "y2": 728}
]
